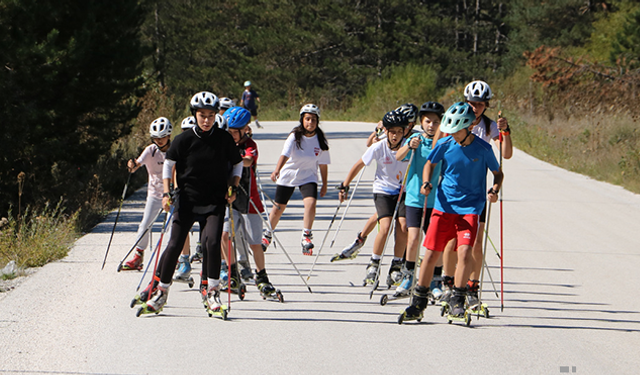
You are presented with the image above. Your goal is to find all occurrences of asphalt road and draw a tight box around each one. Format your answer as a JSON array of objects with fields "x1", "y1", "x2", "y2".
[{"x1": 1, "y1": 121, "x2": 639, "y2": 375}]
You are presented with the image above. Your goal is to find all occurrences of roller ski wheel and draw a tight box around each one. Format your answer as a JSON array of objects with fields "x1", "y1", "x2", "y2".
[
  {"x1": 330, "y1": 251, "x2": 358, "y2": 262},
  {"x1": 398, "y1": 306, "x2": 424, "y2": 324},
  {"x1": 207, "y1": 305, "x2": 229, "y2": 320},
  {"x1": 470, "y1": 303, "x2": 490, "y2": 318},
  {"x1": 380, "y1": 290, "x2": 410, "y2": 306},
  {"x1": 130, "y1": 280, "x2": 157, "y2": 308},
  {"x1": 440, "y1": 301, "x2": 450, "y2": 317},
  {"x1": 136, "y1": 302, "x2": 162, "y2": 317}
]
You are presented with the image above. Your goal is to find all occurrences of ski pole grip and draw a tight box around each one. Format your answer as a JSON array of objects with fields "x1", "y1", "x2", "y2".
[{"x1": 337, "y1": 183, "x2": 349, "y2": 193}]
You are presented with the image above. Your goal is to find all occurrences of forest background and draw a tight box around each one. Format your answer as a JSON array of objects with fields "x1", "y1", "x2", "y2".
[{"x1": 2, "y1": 0, "x2": 640, "y2": 269}]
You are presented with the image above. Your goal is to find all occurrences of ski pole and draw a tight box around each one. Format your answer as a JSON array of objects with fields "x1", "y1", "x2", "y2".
[
  {"x1": 227, "y1": 203, "x2": 234, "y2": 310},
  {"x1": 241, "y1": 186, "x2": 312, "y2": 293},
  {"x1": 478, "y1": 199, "x2": 492, "y2": 319},
  {"x1": 409, "y1": 191, "x2": 429, "y2": 305},
  {"x1": 101, "y1": 170, "x2": 132, "y2": 270},
  {"x1": 116, "y1": 207, "x2": 164, "y2": 272},
  {"x1": 329, "y1": 166, "x2": 366, "y2": 248},
  {"x1": 498, "y1": 111, "x2": 505, "y2": 312},
  {"x1": 370, "y1": 151, "x2": 414, "y2": 299},
  {"x1": 306, "y1": 196, "x2": 342, "y2": 281},
  {"x1": 135, "y1": 206, "x2": 174, "y2": 292}
]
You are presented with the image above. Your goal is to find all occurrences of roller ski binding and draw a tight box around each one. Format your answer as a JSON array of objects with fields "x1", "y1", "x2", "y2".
[
  {"x1": 386, "y1": 259, "x2": 404, "y2": 289},
  {"x1": 438, "y1": 276, "x2": 454, "y2": 308},
  {"x1": 446, "y1": 287, "x2": 472, "y2": 326},
  {"x1": 205, "y1": 286, "x2": 228, "y2": 320},
  {"x1": 172, "y1": 254, "x2": 195, "y2": 288},
  {"x1": 220, "y1": 263, "x2": 246, "y2": 300},
  {"x1": 362, "y1": 258, "x2": 380, "y2": 286},
  {"x1": 330, "y1": 232, "x2": 366, "y2": 262},
  {"x1": 466, "y1": 280, "x2": 489, "y2": 318},
  {"x1": 121, "y1": 250, "x2": 144, "y2": 271},
  {"x1": 189, "y1": 242, "x2": 203, "y2": 263},
  {"x1": 301, "y1": 232, "x2": 314, "y2": 256},
  {"x1": 239, "y1": 261, "x2": 254, "y2": 282},
  {"x1": 380, "y1": 268, "x2": 413, "y2": 305},
  {"x1": 255, "y1": 269, "x2": 284, "y2": 303},
  {"x1": 397, "y1": 285, "x2": 429, "y2": 324},
  {"x1": 130, "y1": 276, "x2": 158, "y2": 308},
  {"x1": 136, "y1": 285, "x2": 169, "y2": 317}
]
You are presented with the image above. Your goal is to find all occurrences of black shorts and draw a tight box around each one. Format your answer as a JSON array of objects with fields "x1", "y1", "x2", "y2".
[
  {"x1": 275, "y1": 183, "x2": 318, "y2": 205},
  {"x1": 479, "y1": 202, "x2": 487, "y2": 224},
  {"x1": 374, "y1": 193, "x2": 406, "y2": 220},
  {"x1": 249, "y1": 108, "x2": 258, "y2": 117},
  {"x1": 405, "y1": 206, "x2": 433, "y2": 233}
]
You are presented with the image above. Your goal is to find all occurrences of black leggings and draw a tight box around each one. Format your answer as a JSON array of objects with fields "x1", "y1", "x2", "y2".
[{"x1": 158, "y1": 200, "x2": 225, "y2": 284}]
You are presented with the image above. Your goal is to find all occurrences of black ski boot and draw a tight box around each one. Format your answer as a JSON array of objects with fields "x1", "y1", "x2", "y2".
[
  {"x1": 255, "y1": 269, "x2": 283, "y2": 302},
  {"x1": 398, "y1": 285, "x2": 429, "y2": 324}
]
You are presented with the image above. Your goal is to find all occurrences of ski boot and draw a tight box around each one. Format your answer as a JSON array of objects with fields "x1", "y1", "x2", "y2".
[
  {"x1": 190, "y1": 242, "x2": 203, "y2": 263},
  {"x1": 330, "y1": 232, "x2": 366, "y2": 262},
  {"x1": 136, "y1": 284, "x2": 169, "y2": 317},
  {"x1": 301, "y1": 231, "x2": 314, "y2": 256},
  {"x1": 205, "y1": 285, "x2": 228, "y2": 320},
  {"x1": 172, "y1": 254, "x2": 195, "y2": 288},
  {"x1": 239, "y1": 261, "x2": 254, "y2": 282},
  {"x1": 446, "y1": 287, "x2": 471, "y2": 326},
  {"x1": 221, "y1": 263, "x2": 246, "y2": 300},
  {"x1": 121, "y1": 249, "x2": 144, "y2": 271},
  {"x1": 380, "y1": 267, "x2": 414, "y2": 305},
  {"x1": 429, "y1": 275, "x2": 443, "y2": 304},
  {"x1": 438, "y1": 276, "x2": 454, "y2": 316},
  {"x1": 199, "y1": 278, "x2": 208, "y2": 308},
  {"x1": 261, "y1": 231, "x2": 272, "y2": 252},
  {"x1": 362, "y1": 258, "x2": 380, "y2": 286},
  {"x1": 397, "y1": 285, "x2": 429, "y2": 324},
  {"x1": 466, "y1": 280, "x2": 489, "y2": 318},
  {"x1": 255, "y1": 119, "x2": 263, "y2": 129},
  {"x1": 386, "y1": 259, "x2": 404, "y2": 288},
  {"x1": 255, "y1": 269, "x2": 284, "y2": 303},
  {"x1": 130, "y1": 276, "x2": 159, "y2": 308}
]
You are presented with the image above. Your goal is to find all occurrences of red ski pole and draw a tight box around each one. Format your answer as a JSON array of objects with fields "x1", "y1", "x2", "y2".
[{"x1": 498, "y1": 111, "x2": 504, "y2": 312}]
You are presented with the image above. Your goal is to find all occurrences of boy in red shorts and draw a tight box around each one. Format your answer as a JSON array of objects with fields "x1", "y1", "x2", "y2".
[{"x1": 400, "y1": 102, "x2": 503, "y2": 322}]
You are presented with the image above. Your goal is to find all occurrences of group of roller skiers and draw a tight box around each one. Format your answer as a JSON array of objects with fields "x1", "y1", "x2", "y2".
[{"x1": 119, "y1": 79, "x2": 512, "y2": 324}]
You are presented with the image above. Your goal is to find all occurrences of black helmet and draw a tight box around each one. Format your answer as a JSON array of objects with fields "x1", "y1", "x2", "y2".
[
  {"x1": 419, "y1": 101, "x2": 445, "y2": 117},
  {"x1": 395, "y1": 103, "x2": 419, "y2": 123},
  {"x1": 382, "y1": 110, "x2": 409, "y2": 129}
]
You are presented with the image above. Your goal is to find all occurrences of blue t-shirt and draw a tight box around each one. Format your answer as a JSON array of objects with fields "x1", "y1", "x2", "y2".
[
  {"x1": 402, "y1": 133, "x2": 441, "y2": 209},
  {"x1": 428, "y1": 135, "x2": 500, "y2": 215},
  {"x1": 242, "y1": 89, "x2": 259, "y2": 110}
]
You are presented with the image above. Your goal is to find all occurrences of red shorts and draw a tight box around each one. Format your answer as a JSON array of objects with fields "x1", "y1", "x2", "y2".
[{"x1": 423, "y1": 209, "x2": 479, "y2": 252}]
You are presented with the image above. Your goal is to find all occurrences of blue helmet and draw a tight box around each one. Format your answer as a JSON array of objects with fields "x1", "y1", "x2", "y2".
[{"x1": 223, "y1": 106, "x2": 252, "y2": 129}]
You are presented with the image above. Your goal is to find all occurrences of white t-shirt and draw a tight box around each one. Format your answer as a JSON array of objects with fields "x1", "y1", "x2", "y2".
[
  {"x1": 277, "y1": 133, "x2": 331, "y2": 187},
  {"x1": 137, "y1": 144, "x2": 166, "y2": 200},
  {"x1": 472, "y1": 117, "x2": 499, "y2": 143},
  {"x1": 361, "y1": 140, "x2": 409, "y2": 195}
]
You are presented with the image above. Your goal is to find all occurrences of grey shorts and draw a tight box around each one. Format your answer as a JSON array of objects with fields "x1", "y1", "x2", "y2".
[{"x1": 223, "y1": 208, "x2": 263, "y2": 246}]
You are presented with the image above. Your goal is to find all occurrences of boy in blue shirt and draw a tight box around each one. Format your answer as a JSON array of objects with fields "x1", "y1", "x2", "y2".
[{"x1": 400, "y1": 102, "x2": 503, "y2": 322}]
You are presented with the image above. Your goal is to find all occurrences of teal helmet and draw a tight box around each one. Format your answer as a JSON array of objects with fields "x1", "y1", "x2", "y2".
[{"x1": 440, "y1": 102, "x2": 475, "y2": 134}]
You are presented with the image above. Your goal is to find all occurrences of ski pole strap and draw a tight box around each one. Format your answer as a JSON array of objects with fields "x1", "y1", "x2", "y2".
[
  {"x1": 337, "y1": 183, "x2": 349, "y2": 193},
  {"x1": 488, "y1": 187, "x2": 499, "y2": 195}
]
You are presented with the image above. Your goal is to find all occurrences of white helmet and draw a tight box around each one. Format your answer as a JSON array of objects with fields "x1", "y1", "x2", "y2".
[
  {"x1": 181, "y1": 116, "x2": 196, "y2": 130},
  {"x1": 190, "y1": 91, "x2": 219, "y2": 112},
  {"x1": 300, "y1": 103, "x2": 320, "y2": 119},
  {"x1": 244, "y1": 81, "x2": 251, "y2": 87},
  {"x1": 464, "y1": 80, "x2": 493, "y2": 102},
  {"x1": 219, "y1": 97, "x2": 235, "y2": 110},
  {"x1": 215, "y1": 113, "x2": 228, "y2": 131},
  {"x1": 149, "y1": 117, "x2": 172, "y2": 138}
]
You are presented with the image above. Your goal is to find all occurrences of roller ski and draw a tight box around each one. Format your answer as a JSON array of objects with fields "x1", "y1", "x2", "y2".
[
  {"x1": 466, "y1": 280, "x2": 490, "y2": 318},
  {"x1": 220, "y1": 263, "x2": 246, "y2": 300},
  {"x1": 136, "y1": 285, "x2": 169, "y2": 317},
  {"x1": 438, "y1": 275, "x2": 454, "y2": 309},
  {"x1": 189, "y1": 242, "x2": 203, "y2": 263},
  {"x1": 255, "y1": 269, "x2": 284, "y2": 303},
  {"x1": 362, "y1": 258, "x2": 380, "y2": 286},
  {"x1": 385, "y1": 259, "x2": 403, "y2": 289},
  {"x1": 172, "y1": 254, "x2": 195, "y2": 288},
  {"x1": 330, "y1": 232, "x2": 366, "y2": 262},
  {"x1": 301, "y1": 231, "x2": 314, "y2": 256},
  {"x1": 120, "y1": 250, "x2": 144, "y2": 271},
  {"x1": 199, "y1": 278, "x2": 208, "y2": 308},
  {"x1": 130, "y1": 276, "x2": 158, "y2": 308},
  {"x1": 397, "y1": 285, "x2": 429, "y2": 324},
  {"x1": 380, "y1": 268, "x2": 413, "y2": 305},
  {"x1": 445, "y1": 287, "x2": 472, "y2": 326},
  {"x1": 205, "y1": 286, "x2": 228, "y2": 320}
]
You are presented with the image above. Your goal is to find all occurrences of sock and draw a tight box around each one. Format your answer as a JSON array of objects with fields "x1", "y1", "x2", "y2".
[
  {"x1": 393, "y1": 257, "x2": 402, "y2": 262},
  {"x1": 406, "y1": 261, "x2": 416, "y2": 271},
  {"x1": 208, "y1": 278, "x2": 220, "y2": 288},
  {"x1": 371, "y1": 254, "x2": 381, "y2": 261},
  {"x1": 433, "y1": 266, "x2": 442, "y2": 277},
  {"x1": 303, "y1": 228, "x2": 312, "y2": 236},
  {"x1": 158, "y1": 282, "x2": 170, "y2": 289}
]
